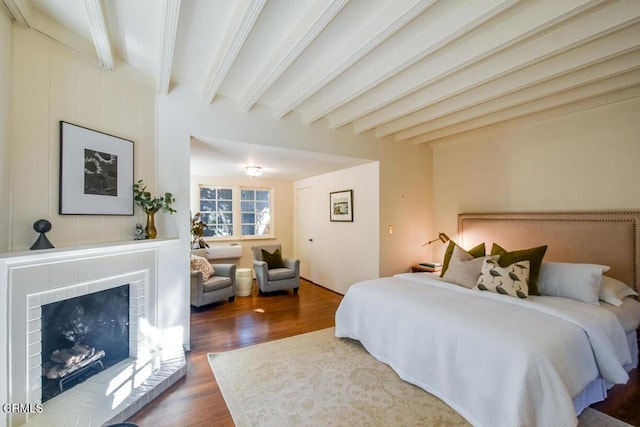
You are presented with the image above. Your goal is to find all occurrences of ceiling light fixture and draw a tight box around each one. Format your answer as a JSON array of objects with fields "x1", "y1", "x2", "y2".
[{"x1": 246, "y1": 166, "x2": 262, "y2": 177}]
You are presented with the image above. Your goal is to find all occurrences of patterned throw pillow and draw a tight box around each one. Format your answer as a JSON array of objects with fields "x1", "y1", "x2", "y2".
[
  {"x1": 475, "y1": 258, "x2": 530, "y2": 299},
  {"x1": 190, "y1": 253, "x2": 214, "y2": 280},
  {"x1": 490, "y1": 243, "x2": 546, "y2": 296}
]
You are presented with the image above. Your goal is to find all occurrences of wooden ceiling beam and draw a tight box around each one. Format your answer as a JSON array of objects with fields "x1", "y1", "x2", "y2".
[
  {"x1": 327, "y1": 0, "x2": 604, "y2": 131},
  {"x1": 201, "y1": 0, "x2": 266, "y2": 104},
  {"x1": 298, "y1": 0, "x2": 521, "y2": 126},
  {"x1": 84, "y1": 0, "x2": 114, "y2": 70},
  {"x1": 412, "y1": 72, "x2": 640, "y2": 144},
  {"x1": 348, "y1": 0, "x2": 639, "y2": 134},
  {"x1": 238, "y1": 0, "x2": 347, "y2": 112},
  {"x1": 398, "y1": 50, "x2": 640, "y2": 140},
  {"x1": 385, "y1": 30, "x2": 640, "y2": 139},
  {"x1": 157, "y1": 0, "x2": 181, "y2": 95},
  {"x1": 270, "y1": 0, "x2": 438, "y2": 120}
]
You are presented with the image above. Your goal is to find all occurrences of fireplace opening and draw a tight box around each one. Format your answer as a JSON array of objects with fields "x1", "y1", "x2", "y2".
[{"x1": 41, "y1": 284, "x2": 130, "y2": 403}]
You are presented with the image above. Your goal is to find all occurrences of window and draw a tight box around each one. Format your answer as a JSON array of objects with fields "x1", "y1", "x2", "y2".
[
  {"x1": 199, "y1": 187, "x2": 233, "y2": 237},
  {"x1": 241, "y1": 189, "x2": 271, "y2": 236},
  {"x1": 198, "y1": 185, "x2": 273, "y2": 239}
]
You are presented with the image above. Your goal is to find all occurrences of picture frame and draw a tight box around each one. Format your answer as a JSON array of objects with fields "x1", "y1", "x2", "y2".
[
  {"x1": 59, "y1": 121, "x2": 134, "y2": 215},
  {"x1": 329, "y1": 190, "x2": 353, "y2": 222}
]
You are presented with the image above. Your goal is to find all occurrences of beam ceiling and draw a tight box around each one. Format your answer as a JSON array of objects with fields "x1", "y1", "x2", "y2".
[{"x1": 15, "y1": 0, "x2": 640, "y2": 145}]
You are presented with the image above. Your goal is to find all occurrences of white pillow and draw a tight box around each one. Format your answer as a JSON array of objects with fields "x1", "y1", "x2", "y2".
[
  {"x1": 538, "y1": 262, "x2": 610, "y2": 305},
  {"x1": 443, "y1": 245, "x2": 500, "y2": 289},
  {"x1": 599, "y1": 275, "x2": 638, "y2": 307}
]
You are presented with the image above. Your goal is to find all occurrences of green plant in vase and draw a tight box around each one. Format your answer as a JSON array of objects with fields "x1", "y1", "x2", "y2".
[
  {"x1": 133, "y1": 179, "x2": 176, "y2": 239},
  {"x1": 190, "y1": 212, "x2": 209, "y2": 249}
]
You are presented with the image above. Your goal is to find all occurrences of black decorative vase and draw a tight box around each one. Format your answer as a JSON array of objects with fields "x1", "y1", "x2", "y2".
[{"x1": 30, "y1": 219, "x2": 55, "y2": 250}]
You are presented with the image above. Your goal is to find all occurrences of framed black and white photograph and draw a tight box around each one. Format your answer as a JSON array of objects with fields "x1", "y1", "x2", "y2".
[
  {"x1": 330, "y1": 190, "x2": 353, "y2": 222},
  {"x1": 59, "y1": 121, "x2": 134, "y2": 215}
]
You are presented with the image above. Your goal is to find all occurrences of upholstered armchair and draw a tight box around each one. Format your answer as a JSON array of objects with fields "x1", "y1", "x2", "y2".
[
  {"x1": 251, "y1": 244, "x2": 300, "y2": 294},
  {"x1": 190, "y1": 250, "x2": 236, "y2": 308}
]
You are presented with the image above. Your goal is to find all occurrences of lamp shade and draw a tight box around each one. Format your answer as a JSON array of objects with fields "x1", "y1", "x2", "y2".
[
  {"x1": 438, "y1": 232, "x2": 450, "y2": 243},
  {"x1": 422, "y1": 232, "x2": 450, "y2": 246}
]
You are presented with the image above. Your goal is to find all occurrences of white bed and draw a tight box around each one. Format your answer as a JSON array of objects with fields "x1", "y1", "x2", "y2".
[{"x1": 335, "y1": 211, "x2": 640, "y2": 427}]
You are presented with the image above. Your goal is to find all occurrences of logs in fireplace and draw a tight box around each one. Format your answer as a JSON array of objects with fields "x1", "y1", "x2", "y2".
[{"x1": 42, "y1": 343, "x2": 105, "y2": 392}]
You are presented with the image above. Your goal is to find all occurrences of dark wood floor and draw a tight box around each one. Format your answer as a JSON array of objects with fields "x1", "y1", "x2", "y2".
[
  {"x1": 129, "y1": 278, "x2": 640, "y2": 427},
  {"x1": 128, "y1": 279, "x2": 343, "y2": 427}
]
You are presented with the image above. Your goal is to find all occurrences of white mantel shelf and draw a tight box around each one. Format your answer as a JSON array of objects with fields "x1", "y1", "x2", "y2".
[{"x1": 0, "y1": 237, "x2": 179, "y2": 266}]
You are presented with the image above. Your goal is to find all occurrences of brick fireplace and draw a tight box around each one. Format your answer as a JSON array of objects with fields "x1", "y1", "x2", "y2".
[{"x1": 0, "y1": 241, "x2": 186, "y2": 427}]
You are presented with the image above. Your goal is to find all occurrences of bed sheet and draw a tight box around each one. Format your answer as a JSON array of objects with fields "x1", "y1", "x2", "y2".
[{"x1": 335, "y1": 273, "x2": 631, "y2": 427}]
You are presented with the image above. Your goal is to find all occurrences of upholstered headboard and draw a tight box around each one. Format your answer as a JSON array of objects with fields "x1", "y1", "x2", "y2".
[{"x1": 458, "y1": 211, "x2": 640, "y2": 292}]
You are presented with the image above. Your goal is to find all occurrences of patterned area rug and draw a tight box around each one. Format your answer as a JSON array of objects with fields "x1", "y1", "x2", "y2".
[{"x1": 208, "y1": 328, "x2": 631, "y2": 427}]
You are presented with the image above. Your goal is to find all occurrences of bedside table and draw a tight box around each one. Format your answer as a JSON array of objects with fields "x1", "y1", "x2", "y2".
[{"x1": 411, "y1": 264, "x2": 441, "y2": 273}]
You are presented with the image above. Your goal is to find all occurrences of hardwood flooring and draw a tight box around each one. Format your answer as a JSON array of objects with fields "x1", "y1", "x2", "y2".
[
  {"x1": 128, "y1": 279, "x2": 342, "y2": 427},
  {"x1": 129, "y1": 278, "x2": 640, "y2": 427}
]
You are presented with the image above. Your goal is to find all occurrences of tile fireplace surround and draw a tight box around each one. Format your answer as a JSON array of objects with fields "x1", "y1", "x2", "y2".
[{"x1": 0, "y1": 240, "x2": 186, "y2": 427}]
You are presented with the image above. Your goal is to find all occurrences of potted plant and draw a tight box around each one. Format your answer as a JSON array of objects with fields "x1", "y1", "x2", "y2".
[
  {"x1": 191, "y1": 212, "x2": 209, "y2": 249},
  {"x1": 133, "y1": 179, "x2": 176, "y2": 239}
]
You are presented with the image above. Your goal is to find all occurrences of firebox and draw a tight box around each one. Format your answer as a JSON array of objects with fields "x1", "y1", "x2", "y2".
[{"x1": 40, "y1": 284, "x2": 130, "y2": 403}]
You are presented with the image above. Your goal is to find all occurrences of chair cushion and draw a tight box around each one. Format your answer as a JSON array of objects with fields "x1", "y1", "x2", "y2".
[
  {"x1": 203, "y1": 275, "x2": 232, "y2": 292},
  {"x1": 267, "y1": 268, "x2": 295, "y2": 281}
]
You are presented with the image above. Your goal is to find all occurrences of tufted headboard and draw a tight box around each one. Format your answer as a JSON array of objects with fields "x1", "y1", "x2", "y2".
[{"x1": 458, "y1": 211, "x2": 640, "y2": 292}]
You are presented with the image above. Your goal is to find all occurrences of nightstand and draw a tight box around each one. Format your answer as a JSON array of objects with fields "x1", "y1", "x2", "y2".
[{"x1": 411, "y1": 264, "x2": 441, "y2": 273}]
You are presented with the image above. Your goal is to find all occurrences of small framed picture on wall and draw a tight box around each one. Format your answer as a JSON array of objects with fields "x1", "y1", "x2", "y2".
[{"x1": 330, "y1": 190, "x2": 353, "y2": 222}]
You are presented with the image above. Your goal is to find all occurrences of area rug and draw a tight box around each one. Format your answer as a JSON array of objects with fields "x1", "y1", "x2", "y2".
[{"x1": 208, "y1": 328, "x2": 631, "y2": 427}]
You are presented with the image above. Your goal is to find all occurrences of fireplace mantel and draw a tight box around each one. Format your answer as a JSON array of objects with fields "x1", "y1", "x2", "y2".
[
  {"x1": 0, "y1": 237, "x2": 186, "y2": 427},
  {"x1": 0, "y1": 237, "x2": 178, "y2": 266}
]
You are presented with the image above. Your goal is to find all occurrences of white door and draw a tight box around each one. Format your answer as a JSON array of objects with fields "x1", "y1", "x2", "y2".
[{"x1": 296, "y1": 186, "x2": 314, "y2": 281}]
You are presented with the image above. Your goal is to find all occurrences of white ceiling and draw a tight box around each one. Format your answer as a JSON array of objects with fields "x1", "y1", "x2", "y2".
[
  {"x1": 190, "y1": 137, "x2": 373, "y2": 181},
  {"x1": 4, "y1": 0, "x2": 640, "y2": 178}
]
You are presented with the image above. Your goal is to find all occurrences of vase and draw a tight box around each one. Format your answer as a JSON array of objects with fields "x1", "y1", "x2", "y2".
[{"x1": 145, "y1": 211, "x2": 157, "y2": 239}]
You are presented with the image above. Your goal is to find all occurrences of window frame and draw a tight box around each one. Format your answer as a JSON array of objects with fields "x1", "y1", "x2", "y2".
[
  {"x1": 197, "y1": 184, "x2": 275, "y2": 241},
  {"x1": 197, "y1": 186, "x2": 234, "y2": 238}
]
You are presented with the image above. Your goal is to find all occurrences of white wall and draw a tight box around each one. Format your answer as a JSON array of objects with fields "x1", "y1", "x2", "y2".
[
  {"x1": 432, "y1": 96, "x2": 640, "y2": 258},
  {"x1": 379, "y1": 139, "x2": 434, "y2": 276},
  {"x1": 295, "y1": 162, "x2": 379, "y2": 294},
  {"x1": 190, "y1": 174, "x2": 294, "y2": 270},
  {"x1": 0, "y1": 10, "x2": 11, "y2": 253},
  {"x1": 9, "y1": 26, "x2": 157, "y2": 251}
]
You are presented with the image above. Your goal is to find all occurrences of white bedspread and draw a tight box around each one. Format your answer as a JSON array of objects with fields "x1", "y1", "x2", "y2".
[{"x1": 334, "y1": 273, "x2": 632, "y2": 427}]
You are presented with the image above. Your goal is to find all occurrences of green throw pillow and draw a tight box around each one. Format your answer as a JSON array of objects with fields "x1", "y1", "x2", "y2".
[
  {"x1": 490, "y1": 243, "x2": 547, "y2": 296},
  {"x1": 261, "y1": 248, "x2": 286, "y2": 270},
  {"x1": 440, "y1": 241, "x2": 486, "y2": 277}
]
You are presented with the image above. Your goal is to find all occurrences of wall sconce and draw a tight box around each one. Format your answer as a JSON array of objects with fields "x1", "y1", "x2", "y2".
[
  {"x1": 246, "y1": 166, "x2": 262, "y2": 177},
  {"x1": 421, "y1": 232, "x2": 450, "y2": 263}
]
